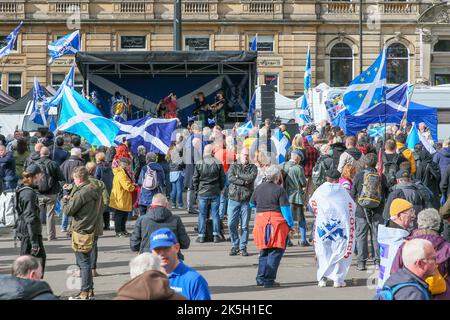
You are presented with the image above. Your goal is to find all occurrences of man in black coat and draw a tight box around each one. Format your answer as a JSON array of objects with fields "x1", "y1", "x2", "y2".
[{"x1": 130, "y1": 194, "x2": 190, "y2": 256}]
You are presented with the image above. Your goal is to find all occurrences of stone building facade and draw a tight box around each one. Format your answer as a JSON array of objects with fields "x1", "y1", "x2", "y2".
[{"x1": 1, "y1": 0, "x2": 450, "y2": 99}]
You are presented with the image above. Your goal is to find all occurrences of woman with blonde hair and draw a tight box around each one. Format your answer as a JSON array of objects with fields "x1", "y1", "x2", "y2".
[{"x1": 286, "y1": 134, "x2": 305, "y2": 162}]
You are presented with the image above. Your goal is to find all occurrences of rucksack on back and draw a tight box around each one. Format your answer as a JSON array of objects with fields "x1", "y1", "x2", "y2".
[
  {"x1": 36, "y1": 162, "x2": 54, "y2": 193},
  {"x1": 358, "y1": 170, "x2": 382, "y2": 209},
  {"x1": 374, "y1": 282, "x2": 431, "y2": 300},
  {"x1": 382, "y1": 153, "x2": 399, "y2": 187},
  {"x1": 142, "y1": 166, "x2": 159, "y2": 191},
  {"x1": 312, "y1": 160, "x2": 327, "y2": 187}
]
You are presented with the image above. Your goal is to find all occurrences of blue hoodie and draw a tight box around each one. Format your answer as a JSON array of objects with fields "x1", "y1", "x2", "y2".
[{"x1": 433, "y1": 147, "x2": 450, "y2": 179}]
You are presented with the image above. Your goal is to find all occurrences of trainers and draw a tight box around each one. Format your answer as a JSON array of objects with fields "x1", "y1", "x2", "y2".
[
  {"x1": 89, "y1": 289, "x2": 95, "y2": 298},
  {"x1": 318, "y1": 279, "x2": 327, "y2": 287},
  {"x1": 213, "y1": 236, "x2": 221, "y2": 243},
  {"x1": 357, "y1": 262, "x2": 367, "y2": 271},
  {"x1": 229, "y1": 247, "x2": 239, "y2": 256},
  {"x1": 177, "y1": 205, "x2": 185, "y2": 210},
  {"x1": 333, "y1": 281, "x2": 347, "y2": 288},
  {"x1": 240, "y1": 249, "x2": 249, "y2": 256},
  {"x1": 300, "y1": 241, "x2": 311, "y2": 247},
  {"x1": 264, "y1": 281, "x2": 280, "y2": 288},
  {"x1": 69, "y1": 291, "x2": 91, "y2": 300},
  {"x1": 115, "y1": 233, "x2": 121, "y2": 237},
  {"x1": 196, "y1": 237, "x2": 205, "y2": 243},
  {"x1": 171, "y1": 205, "x2": 176, "y2": 209}
]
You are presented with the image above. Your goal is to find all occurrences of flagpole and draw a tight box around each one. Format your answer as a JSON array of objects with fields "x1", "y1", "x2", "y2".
[{"x1": 401, "y1": 84, "x2": 415, "y2": 133}]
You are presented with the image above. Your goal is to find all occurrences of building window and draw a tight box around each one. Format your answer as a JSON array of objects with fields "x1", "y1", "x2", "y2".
[
  {"x1": 8, "y1": 73, "x2": 21, "y2": 99},
  {"x1": 249, "y1": 35, "x2": 274, "y2": 52},
  {"x1": 435, "y1": 74, "x2": 450, "y2": 85},
  {"x1": 330, "y1": 43, "x2": 353, "y2": 87},
  {"x1": 0, "y1": 35, "x2": 18, "y2": 52},
  {"x1": 387, "y1": 43, "x2": 408, "y2": 84},
  {"x1": 184, "y1": 36, "x2": 210, "y2": 51},
  {"x1": 51, "y1": 73, "x2": 65, "y2": 90},
  {"x1": 264, "y1": 74, "x2": 278, "y2": 91},
  {"x1": 74, "y1": 74, "x2": 84, "y2": 93},
  {"x1": 120, "y1": 35, "x2": 146, "y2": 50},
  {"x1": 434, "y1": 40, "x2": 450, "y2": 52}
]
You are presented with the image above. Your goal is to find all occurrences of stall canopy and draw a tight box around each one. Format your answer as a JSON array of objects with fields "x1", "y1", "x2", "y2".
[
  {"x1": 333, "y1": 101, "x2": 438, "y2": 140},
  {"x1": 0, "y1": 89, "x2": 15, "y2": 109}
]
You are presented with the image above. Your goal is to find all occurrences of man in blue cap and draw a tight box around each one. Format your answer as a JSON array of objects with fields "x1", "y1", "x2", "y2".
[{"x1": 149, "y1": 228, "x2": 211, "y2": 300}]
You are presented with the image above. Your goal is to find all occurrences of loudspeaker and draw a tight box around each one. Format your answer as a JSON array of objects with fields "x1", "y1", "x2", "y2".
[{"x1": 260, "y1": 85, "x2": 275, "y2": 122}]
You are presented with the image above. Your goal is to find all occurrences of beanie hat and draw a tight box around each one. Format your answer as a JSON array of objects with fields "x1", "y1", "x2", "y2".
[{"x1": 390, "y1": 198, "x2": 413, "y2": 217}]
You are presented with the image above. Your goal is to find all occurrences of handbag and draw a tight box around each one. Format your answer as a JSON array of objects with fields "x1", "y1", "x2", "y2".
[
  {"x1": 425, "y1": 268, "x2": 448, "y2": 295},
  {"x1": 71, "y1": 231, "x2": 94, "y2": 253}
]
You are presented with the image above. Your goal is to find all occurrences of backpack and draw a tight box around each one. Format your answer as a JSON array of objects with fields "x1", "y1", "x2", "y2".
[
  {"x1": 357, "y1": 170, "x2": 382, "y2": 209},
  {"x1": 36, "y1": 161, "x2": 54, "y2": 194},
  {"x1": 0, "y1": 191, "x2": 17, "y2": 228},
  {"x1": 142, "y1": 166, "x2": 159, "y2": 191},
  {"x1": 382, "y1": 153, "x2": 400, "y2": 187},
  {"x1": 312, "y1": 159, "x2": 327, "y2": 187},
  {"x1": 374, "y1": 282, "x2": 431, "y2": 300}
]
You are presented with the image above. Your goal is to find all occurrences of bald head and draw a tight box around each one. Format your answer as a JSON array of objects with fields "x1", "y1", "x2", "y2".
[
  {"x1": 11, "y1": 255, "x2": 43, "y2": 280},
  {"x1": 40, "y1": 146, "x2": 50, "y2": 157},
  {"x1": 34, "y1": 143, "x2": 44, "y2": 153}
]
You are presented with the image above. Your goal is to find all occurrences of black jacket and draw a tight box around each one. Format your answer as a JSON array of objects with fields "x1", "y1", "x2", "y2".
[
  {"x1": 384, "y1": 267, "x2": 431, "y2": 300},
  {"x1": 416, "y1": 150, "x2": 441, "y2": 209},
  {"x1": 51, "y1": 147, "x2": 69, "y2": 167},
  {"x1": 60, "y1": 156, "x2": 85, "y2": 184},
  {"x1": 330, "y1": 142, "x2": 346, "y2": 169},
  {"x1": 227, "y1": 163, "x2": 258, "y2": 202},
  {"x1": 350, "y1": 168, "x2": 389, "y2": 219},
  {"x1": 15, "y1": 186, "x2": 41, "y2": 245},
  {"x1": 23, "y1": 152, "x2": 41, "y2": 170},
  {"x1": 192, "y1": 156, "x2": 225, "y2": 197},
  {"x1": 440, "y1": 165, "x2": 450, "y2": 198},
  {"x1": 169, "y1": 147, "x2": 185, "y2": 172},
  {"x1": 130, "y1": 206, "x2": 190, "y2": 253},
  {"x1": 133, "y1": 154, "x2": 146, "y2": 180},
  {"x1": 34, "y1": 156, "x2": 64, "y2": 195},
  {"x1": 0, "y1": 275, "x2": 58, "y2": 300}
]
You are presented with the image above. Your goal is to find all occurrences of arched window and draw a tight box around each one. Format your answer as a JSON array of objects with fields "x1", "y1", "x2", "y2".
[
  {"x1": 330, "y1": 43, "x2": 353, "y2": 87},
  {"x1": 387, "y1": 43, "x2": 408, "y2": 84}
]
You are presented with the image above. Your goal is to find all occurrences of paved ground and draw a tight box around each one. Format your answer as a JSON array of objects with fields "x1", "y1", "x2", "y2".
[{"x1": 0, "y1": 209, "x2": 377, "y2": 300}]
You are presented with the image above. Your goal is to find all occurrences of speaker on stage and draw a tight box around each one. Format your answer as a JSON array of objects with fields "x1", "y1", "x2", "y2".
[{"x1": 260, "y1": 85, "x2": 275, "y2": 122}]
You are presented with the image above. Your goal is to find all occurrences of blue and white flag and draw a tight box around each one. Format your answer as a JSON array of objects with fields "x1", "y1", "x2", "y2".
[
  {"x1": 47, "y1": 64, "x2": 75, "y2": 107},
  {"x1": 304, "y1": 45, "x2": 312, "y2": 92},
  {"x1": 237, "y1": 120, "x2": 253, "y2": 136},
  {"x1": 299, "y1": 95, "x2": 312, "y2": 125},
  {"x1": 406, "y1": 122, "x2": 436, "y2": 154},
  {"x1": 207, "y1": 118, "x2": 216, "y2": 126},
  {"x1": 59, "y1": 86, "x2": 119, "y2": 147},
  {"x1": 246, "y1": 92, "x2": 256, "y2": 122},
  {"x1": 115, "y1": 117, "x2": 178, "y2": 155},
  {"x1": 270, "y1": 129, "x2": 291, "y2": 164},
  {"x1": 30, "y1": 78, "x2": 48, "y2": 127},
  {"x1": 343, "y1": 49, "x2": 387, "y2": 116},
  {"x1": 368, "y1": 126, "x2": 386, "y2": 138},
  {"x1": 250, "y1": 35, "x2": 258, "y2": 52},
  {"x1": 48, "y1": 30, "x2": 80, "y2": 64},
  {"x1": 0, "y1": 21, "x2": 23, "y2": 58},
  {"x1": 48, "y1": 116, "x2": 58, "y2": 134}
]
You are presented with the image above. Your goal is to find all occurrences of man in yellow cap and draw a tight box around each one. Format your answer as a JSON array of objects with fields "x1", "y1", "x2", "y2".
[{"x1": 377, "y1": 198, "x2": 415, "y2": 291}]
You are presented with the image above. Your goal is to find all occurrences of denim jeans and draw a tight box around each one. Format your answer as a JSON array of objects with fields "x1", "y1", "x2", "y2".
[
  {"x1": 159, "y1": 161, "x2": 171, "y2": 197},
  {"x1": 170, "y1": 175, "x2": 184, "y2": 207},
  {"x1": 198, "y1": 195, "x2": 220, "y2": 237},
  {"x1": 61, "y1": 213, "x2": 70, "y2": 231},
  {"x1": 75, "y1": 250, "x2": 93, "y2": 292},
  {"x1": 291, "y1": 204, "x2": 306, "y2": 242},
  {"x1": 187, "y1": 188, "x2": 198, "y2": 213},
  {"x1": 139, "y1": 205, "x2": 148, "y2": 216},
  {"x1": 256, "y1": 248, "x2": 285, "y2": 286},
  {"x1": 90, "y1": 237, "x2": 99, "y2": 270},
  {"x1": 219, "y1": 175, "x2": 229, "y2": 220},
  {"x1": 227, "y1": 200, "x2": 251, "y2": 250}
]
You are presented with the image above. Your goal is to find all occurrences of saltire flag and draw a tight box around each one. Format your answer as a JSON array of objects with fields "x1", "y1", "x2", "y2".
[
  {"x1": 48, "y1": 30, "x2": 80, "y2": 64},
  {"x1": 368, "y1": 126, "x2": 385, "y2": 138},
  {"x1": 309, "y1": 183, "x2": 356, "y2": 285},
  {"x1": 0, "y1": 21, "x2": 23, "y2": 58},
  {"x1": 304, "y1": 45, "x2": 312, "y2": 92},
  {"x1": 406, "y1": 122, "x2": 436, "y2": 154},
  {"x1": 30, "y1": 78, "x2": 48, "y2": 127},
  {"x1": 47, "y1": 64, "x2": 75, "y2": 107},
  {"x1": 207, "y1": 118, "x2": 216, "y2": 126},
  {"x1": 343, "y1": 49, "x2": 387, "y2": 116},
  {"x1": 48, "y1": 116, "x2": 58, "y2": 134},
  {"x1": 114, "y1": 116, "x2": 178, "y2": 155},
  {"x1": 299, "y1": 95, "x2": 312, "y2": 125},
  {"x1": 270, "y1": 129, "x2": 291, "y2": 164},
  {"x1": 59, "y1": 86, "x2": 119, "y2": 147},
  {"x1": 237, "y1": 120, "x2": 253, "y2": 136},
  {"x1": 365, "y1": 82, "x2": 409, "y2": 114},
  {"x1": 246, "y1": 92, "x2": 256, "y2": 122}
]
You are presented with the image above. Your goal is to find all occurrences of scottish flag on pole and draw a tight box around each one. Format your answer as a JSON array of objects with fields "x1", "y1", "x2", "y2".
[
  {"x1": 0, "y1": 21, "x2": 23, "y2": 58},
  {"x1": 299, "y1": 95, "x2": 312, "y2": 125},
  {"x1": 237, "y1": 120, "x2": 253, "y2": 136},
  {"x1": 59, "y1": 86, "x2": 119, "y2": 147},
  {"x1": 304, "y1": 45, "x2": 312, "y2": 92},
  {"x1": 47, "y1": 64, "x2": 75, "y2": 107},
  {"x1": 343, "y1": 49, "x2": 387, "y2": 116},
  {"x1": 246, "y1": 92, "x2": 256, "y2": 122},
  {"x1": 115, "y1": 117, "x2": 178, "y2": 155},
  {"x1": 30, "y1": 78, "x2": 48, "y2": 127},
  {"x1": 271, "y1": 129, "x2": 291, "y2": 165},
  {"x1": 368, "y1": 126, "x2": 385, "y2": 138},
  {"x1": 48, "y1": 30, "x2": 80, "y2": 64}
]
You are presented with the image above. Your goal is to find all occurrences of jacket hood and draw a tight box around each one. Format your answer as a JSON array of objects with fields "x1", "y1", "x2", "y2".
[
  {"x1": 147, "y1": 162, "x2": 163, "y2": 171},
  {"x1": 68, "y1": 155, "x2": 83, "y2": 161},
  {"x1": 419, "y1": 149, "x2": 433, "y2": 163},
  {"x1": 346, "y1": 147, "x2": 363, "y2": 161},
  {"x1": 438, "y1": 148, "x2": 450, "y2": 158},
  {"x1": 148, "y1": 206, "x2": 173, "y2": 222},
  {"x1": 78, "y1": 181, "x2": 100, "y2": 202},
  {"x1": 0, "y1": 276, "x2": 54, "y2": 300},
  {"x1": 30, "y1": 152, "x2": 41, "y2": 161},
  {"x1": 330, "y1": 142, "x2": 346, "y2": 151},
  {"x1": 115, "y1": 270, "x2": 186, "y2": 300},
  {"x1": 407, "y1": 232, "x2": 450, "y2": 264}
]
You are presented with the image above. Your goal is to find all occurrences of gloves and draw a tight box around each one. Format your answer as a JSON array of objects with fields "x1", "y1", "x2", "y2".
[{"x1": 31, "y1": 244, "x2": 40, "y2": 256}]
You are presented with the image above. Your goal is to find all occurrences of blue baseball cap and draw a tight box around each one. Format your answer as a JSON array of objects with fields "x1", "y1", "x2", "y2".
[{"x1": 149, "y1": 228, "x2": 178, "y2": 251}]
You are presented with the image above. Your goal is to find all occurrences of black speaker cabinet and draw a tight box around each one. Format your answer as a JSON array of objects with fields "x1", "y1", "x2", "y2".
[{"x1": 260, "y1": 85, "x2": 275, "y2": 121}]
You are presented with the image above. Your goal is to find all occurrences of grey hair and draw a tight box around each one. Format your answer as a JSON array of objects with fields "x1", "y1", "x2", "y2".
[
  {"x1": 11, "y1": 255, "x2": 41, "y2": 277},
  {"x1": 265, "y1": 165, "x2": 280, "y2": 182},
  {"x1": 417, "y1": 208, "x2": 442, "y2": 232},
  {"x1": 71, "y1": 147, "x2": 82, "y2": 157},
  {"x1": 129, "y1": 253, "x2": 161, "y2": 279},
  {"x1": 402, "y1": 238, "x2": 433, "y2": 268},
  {"x1": 137, "y1": 145, "x2": 146, "y2": 155},
  {"x1": 146, "y1": 152, "x2": 157, "y2": 163}
]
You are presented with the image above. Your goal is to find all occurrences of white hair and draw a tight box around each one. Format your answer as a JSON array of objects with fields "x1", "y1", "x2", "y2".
[
  {"x1": 265, "y1": 165, "x2": 280, "y2": 182},
  {"x1": 417, "y1": 208, "x2": 442, "y2": 232},
  {"x1": 402, "y1": 238, "x2": 433, "y2": 268},
  {"x1": 129, "y1": 253, "x2": 161, "y2": 279},
  {"x1": 137, "y1": 145, "x2": 146, "y2": 155},
  {"x1": 71, "y1": 148, "x2": 82, "y2": 157}
]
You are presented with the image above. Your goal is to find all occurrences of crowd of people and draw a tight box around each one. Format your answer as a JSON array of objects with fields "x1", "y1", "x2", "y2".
[{"x1": 0, "y1": 117, "x2": 449, "y2": 300}]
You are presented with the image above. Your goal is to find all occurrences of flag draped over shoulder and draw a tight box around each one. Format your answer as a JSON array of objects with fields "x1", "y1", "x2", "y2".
[
  {"x1": 0, "y1": 22, "x2": 23, "y2": 58},
  {"x1": 59, "y1": 86, "x2": 119, "y2": 147},
  {"x1": 309, "y1": 182, "x2": 356, "y2": 283},
  {"x1": 48, "y1": 30, "x2": 80, "y2": 64},
  {"x1": 343, "y1": 49, "x2": 387, "y2": 116},
  {"x1": 114, "y1": 116, "x2": 178, "y2": 155},
  {"x1": 270, "y1": 129, "x2": 291, "y2": 165}
]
